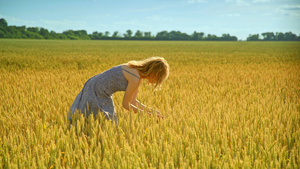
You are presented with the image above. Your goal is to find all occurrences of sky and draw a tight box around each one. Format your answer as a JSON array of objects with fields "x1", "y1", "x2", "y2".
[{"x1": 0, "y1": 0, "x2": 299, "y2": 40}]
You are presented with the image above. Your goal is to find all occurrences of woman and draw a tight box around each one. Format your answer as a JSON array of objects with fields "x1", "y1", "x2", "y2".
[{"x1": 67, "y1": 57, "x2": 169, "y2": 125}]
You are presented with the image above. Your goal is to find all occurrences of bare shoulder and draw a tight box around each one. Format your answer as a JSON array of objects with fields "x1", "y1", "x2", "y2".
[{"x1": 120, "y1": 64, "x2": 141, "y2": 83}]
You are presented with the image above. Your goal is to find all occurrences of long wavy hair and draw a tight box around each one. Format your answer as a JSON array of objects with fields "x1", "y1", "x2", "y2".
[{"x1": 128, "y1": 57, "x2": 169, "y2": 88}]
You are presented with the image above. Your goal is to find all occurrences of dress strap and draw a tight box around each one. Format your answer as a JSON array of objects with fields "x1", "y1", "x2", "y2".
[{"x1": 122, "y1": 68, "x2": 140, "y2": 79}]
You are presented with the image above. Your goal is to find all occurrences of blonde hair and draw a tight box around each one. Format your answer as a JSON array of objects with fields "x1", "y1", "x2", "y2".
[{"x1": 128, "y1": 57, "x2": 169, "y2": 88}]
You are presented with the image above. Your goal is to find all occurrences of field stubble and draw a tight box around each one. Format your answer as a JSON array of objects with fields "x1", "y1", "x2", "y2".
[{"x1": 0, "y1": 40, "x2": 299, "y2": 168}]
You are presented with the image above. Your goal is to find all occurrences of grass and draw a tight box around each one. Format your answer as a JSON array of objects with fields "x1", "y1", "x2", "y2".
[{"x1": 0, "y1": 39, "x2": 299, "y2": 168}]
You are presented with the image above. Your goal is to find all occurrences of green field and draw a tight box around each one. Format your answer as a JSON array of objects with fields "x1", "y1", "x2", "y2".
[{"x1": 0, "y1": 39, "x2": 299, "y2": 168}]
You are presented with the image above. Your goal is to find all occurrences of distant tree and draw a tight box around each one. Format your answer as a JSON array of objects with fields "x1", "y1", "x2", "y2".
[
  {"x1": 124, "y1": 30, "x2": 133, "y2": 39},
  {"x1": 25, "y1": 31, "x2": 43, "y2": 39},
  {"x1": 134, "y1": 30, "x2": 143, "y2": 39},
  {"x1": 90, "y1": 31, "x2": 103, "y2": 40},
  {"x1": 57, "y1": 33, "x2": 68, "y2": 40},
  {"x1": 156, "y1": 31, "x2": 169, "y2": 40},
  {"x1": 91, "y1": 31, "x2": 98, "y2": 40},
  {"x1": 48, "y1": 31, "x2": 58, "y2": 39},
  {"x1": 247, "y1": 32, "x2": 300, "y2": 41},
  {"x1": 110, "y1": 31, "x2": 121, "y2": 40},
  {"x1": 0, "y1": 29, "x2": 5, "y2": 38},
  {"x1": 104, "y1": 31, "x2": 110, "y2": 37},
  {"x1": 15, "y1": 26, "x2": 26, "y2": 32},
  {"x1": 63, "y1": 30, "x2": 78, "y2": 40},
  {"x1": 0, "y1": 26, "x2": 8, "y2": 38},
  {"x1": 98, "y1": 32, "x2": 104, "y2": 39},
  {"x1": 74, "y1": 30, "x2": 86, "y2": 36},
  {"x1": 73, "y1": 30, "x2": 90, "y2": 40},
  {"x1": 247, "y1": 34, "x2": 260, "y2": 41},
  {"x1": 39, "y1": 28, "x2": 49, "y2": 39},
  {"x1": 230, "y1": 35, "x2": 238, "y2": 41},
  {"x1": 63, "y1": 30, "x2": 74, "y2": 36},
  {"x1": 2, "y1": 17, "x2": 299, "y2": 41},
  {"x1": 112, "y1": 31, "x2": 119, "y2": 38},
  {"x1": 275, "y1": 32, "x2": 285, "y2": 41},
  {"x1": 6, "y1": 26, "x2": 23, "y2": 38},
  {"x1": 144, "y1": 32, "x2": 154, "y2": 40},
  {"x1": 221, "y1": 34, "x2": 237, "y2": 41},
  {"x1": 27, "y1": 27, "x2": 39, "y2": 33},
  {"x1": 169, "y1": 31, "x2": 178, "y2": 40},
  {"x1": 168, "y1": 31, "x2": 190, "y2": 40},
  {"x1": 205, "y1": 34, "x2": 219, "y2": 41},
  {"x1": 261, "y1": 32, "x2": 275, "y2": 41},
  {"x1": 0, "y1": 18, "x2": 8, "y2": 27},
  {"x1": 191, "y1": 31, "x2": 204, "y2": 40},
  {"x1": 62, "y1": 30, "x2": 90, "y2": 40},
  {"x1": 284, "y1": 32, "x2": 297, "y2": 41},
  {"x1": 221, "y1": 34, "x2": 230, "y2": 40}
]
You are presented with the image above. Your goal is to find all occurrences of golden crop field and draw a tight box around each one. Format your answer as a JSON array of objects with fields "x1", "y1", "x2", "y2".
[{"x1": 0, "y1": 39, "x2": 299, "y2": 168}]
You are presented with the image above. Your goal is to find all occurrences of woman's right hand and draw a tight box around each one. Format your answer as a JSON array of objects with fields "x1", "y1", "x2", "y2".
[{"x1": 147, "y1": 108, "x2": 163, "y2": 119}]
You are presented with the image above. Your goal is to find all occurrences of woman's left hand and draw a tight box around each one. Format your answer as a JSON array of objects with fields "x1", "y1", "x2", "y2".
[
  {"x1": 155, "y1": 110, "x2": 164, "y2": 119},
  {"x1": 147, "y1": 108, "x2": 163, "y2": 119}
]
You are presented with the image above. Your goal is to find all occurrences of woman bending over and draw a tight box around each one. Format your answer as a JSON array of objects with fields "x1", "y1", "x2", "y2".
[{"x1": 67, "y1": 57, "x2": 169, "y2": 125}]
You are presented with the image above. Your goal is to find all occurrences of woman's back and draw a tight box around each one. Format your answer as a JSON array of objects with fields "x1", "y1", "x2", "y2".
[{"x1": 68, "y1": 65, "x2": 128, "y2": 123}]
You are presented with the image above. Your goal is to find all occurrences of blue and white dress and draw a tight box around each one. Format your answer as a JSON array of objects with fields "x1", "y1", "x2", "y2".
[{"x1": 67, "y1": 65, "x2": 139, "y2": 124}]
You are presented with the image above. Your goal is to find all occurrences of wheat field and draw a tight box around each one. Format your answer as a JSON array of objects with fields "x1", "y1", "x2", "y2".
[{"x1": 0, "y1": 39, "x2": 299, "y2": 168}]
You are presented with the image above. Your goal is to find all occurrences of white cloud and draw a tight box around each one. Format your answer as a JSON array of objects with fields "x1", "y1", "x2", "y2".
[
  {"x1": 261, "y1": 12, "x2": 273, "y2": 16},
  {"x1": 38, "y1": 19, "x2": 90, "y2": 32},
  {"x1": 127, "y1": 7, "x2": 162, "y2": 14},
  {"x1": 147, "y1": 15, "x2": 173, "y2": 21},
  {"x1": 220, "y1": 13, "x2": 241, "y2": 17},
  {"x1": 225, "y1": 0, "x2": 250, "y2": 6},
  {"x1": 252, "y1": 0, "x2": 271, "y2": 2},
  {"x1": 280, "y1": 5, "x2": 300, "y2": 11},
  {"x1": 225, "y1": 0, "x2": 271, "y2": 5},
  {"x1": 41, "y1": 20, "x2": 87, "y2": 28},
  {"x1": 188, "y1": 0, "x2": 206, "y2": 3},
  {"x1": 114, "y1": 20, "x2": 151, "y2": 29},
  {"x1": 278, "y1": 5, "x2": 300, "y2": 16},
  {"x1": 0, "y1": 15, "x2": 36, "y2": 25}
]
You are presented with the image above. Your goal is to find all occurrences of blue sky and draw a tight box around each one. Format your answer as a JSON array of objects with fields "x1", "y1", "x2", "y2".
[{"x1": 0, "y1": 0, "x2": 299, "y2": 40}]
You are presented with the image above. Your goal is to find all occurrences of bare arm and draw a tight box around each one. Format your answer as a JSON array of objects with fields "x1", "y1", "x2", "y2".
[
  {"x1": 130, "y1": 89, "x2": 163, "y2": 118},
  {"x1": 130, "y1": 89, "x2": 146, "y2": 110},
  {"x1": 122, "y1": 78, "x2": 142, "y2": 113},
  {"x1": 122, "y1": 67, "x2": 163, "y2": 118}
]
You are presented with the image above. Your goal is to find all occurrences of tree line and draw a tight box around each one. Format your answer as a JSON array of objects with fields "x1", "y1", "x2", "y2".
[
  {"x1": 247, "y1": 32, "x2": 300, "y2": 41},
  {"x1": 1, "y1": 18, "x2": 299, "y2": 41}
]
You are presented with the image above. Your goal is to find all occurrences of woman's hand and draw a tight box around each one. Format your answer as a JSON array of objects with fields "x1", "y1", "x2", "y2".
[
  {"x1": 147, "y1": 108, "x2": 163, "y2": 119},
  {"x1": 155, "y1": 110, "x2": 164, "y2": 119}
]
